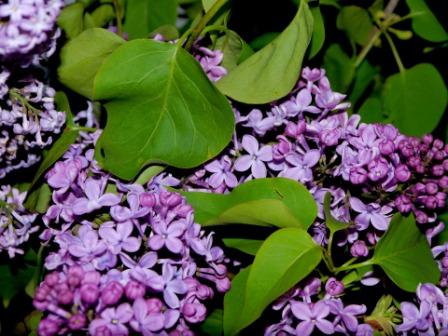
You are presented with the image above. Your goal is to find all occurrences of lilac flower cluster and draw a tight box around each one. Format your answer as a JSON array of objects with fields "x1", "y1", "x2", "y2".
[
  {"x1": 183, "y1": 67, "x2": 447, "y2": 253},
  {"x1": 0, "y1": 185, "x2": 38, "y2": 258},
  {"x1": 0, "y1": 0, "x2": 63, "y2": 65},
  {"x1": 0, "y1": 68, "x2": 66, "y2": 179},
  {"x1": 396, "y1": 283, "x2": 448, "y2": 335},
  {"x1": 265, "y1": 277, "x2": 373, "y2": 335},
  {"x1": 35, "y1": 132, "x2": 230, "y2": 335}
]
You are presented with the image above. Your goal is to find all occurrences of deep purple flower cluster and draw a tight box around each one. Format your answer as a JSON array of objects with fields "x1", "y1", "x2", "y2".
[
  {"x1": 35, "y1": 132, "x2": 230, "y2": 335},
  {"x1": 183, "y1": 67, "x2": 447, "y2": 253},
  {"x1": 0, "y1": 0, "x2": 63, "y2": 65},
  {"x1": 265, "y1": 277, "x2": 373, "y2": 335},
  {"x1": 0, "y1": 68, "x2": 66, "y2": 179},
  {"x1": 0, "y1": 184, "x2": 38, "y2": 257}
]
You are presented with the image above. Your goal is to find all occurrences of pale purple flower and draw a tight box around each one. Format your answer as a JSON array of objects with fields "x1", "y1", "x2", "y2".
[
  {"x1": 279, "y1": 150, "x2": 320, "y2": 183},
  {"x1": 67, "y1": 225, "x2": 107, "y2": 260},
  {"x1": 148, "y1": 219, "x2": 186, "y2": 254},
  {"x1": 285, "y1": 89, "x2": 321, "y2": 116},
  {"x1": 291, "y1": 301, "x2": 334, "y2": 335},
  {"x1": 241, "y1": 109, "x2": 276, "y2": 136},
  {"x1": 72, "y1": 177, "x2": 121, "y2": 215},
  {"x1": 234, "y1": 135, "x2": 272, "y2": 178},
  {"x1": 327, "y1": 298, "x2": 366, "y2": 332},
  {"x1": 349, "y1": 197, "x2": 392, "y2": 231},
  {"x1": 161, "y1": 263, "x2": 188, "y2": 309},
  {"x1": 130, "y1": 298, "x2": 164, "y2": 334},
  {"x1": 89, "y1": 303, "x2": 133, "y2": 336},
  {"x1": 204, "y1": 155, "x2": 238, "y2": 189},
  {"x1": 99, "y1": 221, "x2": 141, "y2": 255},
  {"x1": 396, "y1": 301, "x2": 432, "y2": 334}
]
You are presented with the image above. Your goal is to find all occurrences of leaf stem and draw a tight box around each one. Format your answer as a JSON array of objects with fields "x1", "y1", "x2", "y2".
[
  {"x1": 184, "y1": 0, "x2": 229, "y2": 50},
  {"x1": 384, "y1": 31, "x2": 406, "y2": 74},
  {"x1": 335, "y1": 260, "x2": 373, "y2": 273},
  {"x1": 112, "y1": 0, "x2": 123, "y2": 37}
]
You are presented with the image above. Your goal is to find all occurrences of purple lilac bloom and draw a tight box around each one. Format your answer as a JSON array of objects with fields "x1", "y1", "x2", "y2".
[{"x1": 34, "y1": 132, "x2": 230, "y2": 335}]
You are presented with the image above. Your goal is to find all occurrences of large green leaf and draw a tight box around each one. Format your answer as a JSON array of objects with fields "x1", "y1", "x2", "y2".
[
  {"x1": 58, "y1": 28, "x2": 124, "y2": 98},
  {"x1": 349, "y1": 60, "x2": 378, "y2": 107},
  {"x1": 323, "y1": 44, "x2": 355, "y2": 92},
  {"x1": 359, "y1": 97, "x2": 386, "y2": 124},
  {"x1": 216, "y1": 0, "x2": 313, "y2": 104},
  {"x1": 223, "y1": 238, "x2": 263, "y2": 255},
  {"x1": 124, "y1": 0, "x2": 177, "y2": 39},
  {"x1": 223, "y1": 267, "x2": 250, "y2": 336},
  {"x1": 199, "y1": 309, "x2": 223, "y2": 335},
  {"x1": 383, "y1": 63, "x2": 447, "y2": 136},
  {"x1": 93, "y1": 39, "x2": 234, "y2": 180},
  {"x1": 182, "y1": 178, "x2": 317, "y2": 229},
  {"x1": 224, "y1": 228, "x2": 322, "y2": 335},
  {"x1": 309, "y1": 7, "x2": 325, "y2": 58},
  {"x1": 336, "y1": 6, "x2": 375, "y2": 45},
  {"x1": 406, "y1": 0, "x2": 448, "y2": 42},
  {"x1": 57, "y1": 2, "x2": 85, "y2": 39},
  {"x1": 372, "y1": 214, "x2": 440, "y2": 292}
]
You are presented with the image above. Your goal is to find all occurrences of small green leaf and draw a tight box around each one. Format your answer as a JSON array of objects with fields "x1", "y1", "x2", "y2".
[
  {"x1": 308, "y1": 7, "x2": 325, "y2": 58},
  {"x1": 406, "y1": 0, "x2": 448, "y2": 42},
  {"x1": 93, "y1": 39, "x2": 234, "y2": 180},
  {"x1": 58, "y1": 28, "x2": 124, "y2": 98},
  {"x1": 216, "y1": 0, "x2": 313, "y2": 104},
  {"x1": 383, "y1": 63, "x2": 447, "y2": 136},
  {"x1": 124, "y1": 0, "x2": 177, "y2": 39},
  {"x1": 336, "y1": 6, "x2": 375, "y2": 45},
  {"x1": 55, "y1": 91, "x2": 74, "y2": 127},
  {"x1": 323, "y1": 44, "x2": 355, "y2": 92},
  {"x1": 215, "y1": 30, "x2": 253, "y2": 71},
  {"x1": 225, "y1": 228, "x2": 322, "y2": 334},
  {"x1": 372, "y1": 214, "x2": 440, "y2": 292},
  {"x1": 202, "y1": 0, "x2": 217, "y2": 12},
  {"x1": 222, "y1": 238, "x2": 263, "y2": 255},
  {"x1": 24, "y1": 183, "x2": 52, "y2": 214},
  {"x1": 199, "y1": 309, "x2": 223, "y2": 335},
  {"x1": 91, "y1": 4, "x2": 115, "y2": 27},
  {"x1": 349, "y1": 60, "x2": 378, "y2": 107},
  {"x1": 182, "y1": 178, "x2": 318, "y2": 229},
  {"x1": 323, "y1": 192, "x2": 349, "y2": 233},
  {"x1": 223, "y1": 267, "x2": 250, "y2": 336},
  {"x1": 135, "y1": 165, "x2": 166, "y2": 185},
  {"x1": 57, "y1": 2, "x2": 85, "y2": 39}
]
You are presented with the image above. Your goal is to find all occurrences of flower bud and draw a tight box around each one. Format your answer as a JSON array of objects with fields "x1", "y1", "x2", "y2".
[
  {"x1": 125, "y1": 280, "x2": 146, "y2": 300},
  {"x1": 80, "y1": 283, "x2": 99, "y2": 305},
  {"x1": 101, "y1": 281, "x2": 123, "y2": 306},
  {"x1": 68, "y1": 313, "x2": 86, "y2": 330},
  {"x1": 38, "y1": 318, "x2": 60, "y2": 336},
  {"x1": 325, "y1": 277, "x2": 344, "y2": 296},
  {"x1": 140, "y1": 192, "x2": 156, "y2": 208},
  {"x1": 350, "y1": 240, "x2": 369, "y2": 257}
]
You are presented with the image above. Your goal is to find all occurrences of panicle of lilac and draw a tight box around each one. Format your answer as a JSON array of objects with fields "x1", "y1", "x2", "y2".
[
  {"x1": 0, "y1": 74, "x2": 66, "y2": 179},
  {"x1": 0, "y1": 0, "x2": 63, "y2": 65},
  {"x1": 0, "y1": 185, "x2": 38, "y2": 258},
  {"x1": 36, "y1": 133, "x2": 230, "y2": 335}
]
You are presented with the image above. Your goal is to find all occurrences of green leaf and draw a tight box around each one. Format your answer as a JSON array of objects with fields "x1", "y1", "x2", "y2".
[
  {"x1": 383, "y1": 63, "x2": 447, "y2": 136},
  {"x1": 359, "y1": 97, "x2": 386, "y2": 124},
  {"x1": 323, "y1": 44, "x2": 355, "y2": 92},
  {"x1": 223, "y1": 238, "x2": 263, "y2": 255},
  {"x1": 93, "y1": 39, "x2": 234, "y2": 180},
  {"x1": 24, "y1": 183, "x2": 52, "y2": 214},
  {"x1": 199, "y1": 309, "x2": 223, "y2": 335},
  {"x1": 215, "y1": 30, "x2": 253, "y2": 71},
  {"x1": 124, "y1": 0, "x2": 177, "y2": 39},
  {"x1": 182, "y1": 178, "x2": 317, "y2": 229},
  {"x1": 91, "y1": 4, "x2": 115, "y2": 27},
  {"x1": 202, "y1": 0, "x2": 217, "y2": 12},
  {"x1": 349, "y1": 60, "x2": 378, "y2": 107},
  {"x1": 57, "y1": 2, "x2": 85, "y2": 39},
  {"x1": 225, "y1": 228, "x2": 322, "y2": 334},
  {"x1": 308, "y1": 7, "x2": 325, "y2": 58},
  {"x1": 135, "y1": 165, "x2": 166, "y2": 185},
  {"x1": 55, "y1": 91, "x2": 74, "y2": 127},
  {"x1": 216, "y1": 0, "x2": 313, "y2": 104},
  {"x1": 58, "y1": 28, "x2": 124, "y2": 99},
  {"x1": 336, "y1": 6, "x2": 375, "y2": 45},
  {"x1": 323, "y1": 192, "x2": 349, "y2": 233},
  {"x1": 223, "y1": 267, "x2": 250, "y2": 336},
  {"x1": 372, "y1": 214, "x2": 440, "y2": 292},
  {"x1": 249, "y1": 32, "x2": 280, "y2": 51},
  {"x1": 406, "y1": 0, "x2": 448, "y2": 42}
]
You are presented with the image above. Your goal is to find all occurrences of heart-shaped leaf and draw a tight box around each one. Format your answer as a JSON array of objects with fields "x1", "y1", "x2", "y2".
[
  {"x1": 406, "y1": 0, "x2": 448, "y2": 42},
  {"x1": 372, "y1": 214, "x2": 440, "y2": 292},
  {"x1": 383, "y1": 63, "x2": 447, "y2": 136},
  {"x1": 216, "y1": 0, "x2": 313, "y2": 104},
  {"x1": 182, "y1": 178, "x2": 317, "y2": 229},
  {"x1": 93, "y1": 39, "x2": 234, "y2": 180},
  {"x1": 224, "y1": 228, "x2": 322, "y2": 335}
]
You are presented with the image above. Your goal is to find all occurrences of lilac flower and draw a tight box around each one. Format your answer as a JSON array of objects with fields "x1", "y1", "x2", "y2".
[
  {"x1": 161, "y1": 263, "x2": 188, "y2": 308},
  {"x1": 89, "y1": 303, "x2": 133, "y2": 336},
  {"x1": 291, "y1": 301, "x2": 334, "y2": 335},
  {"x1": 241, "y1": 109, "x2": 276, "y2": 136},
  {"x1": 99, "y1": 221, "x2": 141, "y2": 255},
  {"x1": 285, "y1": 89, "x2": 321, "y2": 116},
  {"x1": 234, "y1": 135, "x2": 272, "y2": 178},
  {"x1": 327, "y1": 298, "x2": 366, "y2": 332},
  {"x1": 204, "y1": 155, "x2": 238, "y2": 189},
  {"x1": 130, "y1": 298, "x2": 164, "y2": 334},
  {"x1": 396, "y1": 301, "x2": 432, "y2": 334},
  {"x1": 148, "y1": 219, "x2": 186, "y2": 254},
  {"x1": 279, "y1": 150, "x2": 320, "y2": 182},
  {"x1": 72, "y1": 177, "x2": 121, "y2": 215},
  {"x1": 67, "y1": 225, "x2": 107, "y2": 260},
  {"x1": 350, "y1": 197, "x2": 392, "y2": 231}
]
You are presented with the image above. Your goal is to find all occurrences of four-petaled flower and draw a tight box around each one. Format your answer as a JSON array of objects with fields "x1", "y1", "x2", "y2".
[
  {"x1": 291, "y1": 301, "x2": 334, "y2": 336},
  {"x1": 73, "y1": 177, "x2": 121, "y2": 215},
  {"x1": 234, "y1": 135, "x2": 272, "y2": 178},
  {"x1": 349, "y1": 197, "x2": 392, "y2": 231}
]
